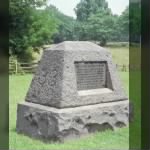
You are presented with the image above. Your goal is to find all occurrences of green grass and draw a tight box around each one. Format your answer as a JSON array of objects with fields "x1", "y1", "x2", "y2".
[
  {"x1": 9, "y1": 45, "x2": 141, "y2": 150},
  {"x1": 9, "y1": 73, "x2": 129, "y2": 150},
  {"x1": 106, "y1": 45, "x2": 141, "y2": 67},
  {"x1": 106, "y1": 46, "x2": 129, "y2": 66},
  {"x1": 129, "y1": 72, "x2": 141, "y2": 148}
]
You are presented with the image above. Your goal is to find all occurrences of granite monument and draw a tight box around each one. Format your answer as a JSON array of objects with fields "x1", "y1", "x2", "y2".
[{"x1": 16, "y1": 41, "x2": 130, "y2": 142}]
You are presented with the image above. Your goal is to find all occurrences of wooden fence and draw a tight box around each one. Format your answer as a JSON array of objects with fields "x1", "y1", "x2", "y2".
[
  {"x1": 9, "y1": 60, "x2": 140, "y2": 74},
  {"x1": 9, "y1": 61, "x2": 39, "y2": 74}
]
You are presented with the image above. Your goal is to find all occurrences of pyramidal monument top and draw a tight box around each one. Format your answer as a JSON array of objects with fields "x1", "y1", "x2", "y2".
[{"x1": 47, "y1": 41, "x2": 107, "y2": 52}]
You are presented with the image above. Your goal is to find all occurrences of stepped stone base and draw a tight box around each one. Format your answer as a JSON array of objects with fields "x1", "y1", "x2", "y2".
[{"x1": 16, "y1": 100, "x2": 130, "y2": 142}]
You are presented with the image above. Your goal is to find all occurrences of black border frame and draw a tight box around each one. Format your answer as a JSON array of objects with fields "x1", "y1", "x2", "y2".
[{"x1": 0, "y1": 0, "x2": 9, "y2": 149}]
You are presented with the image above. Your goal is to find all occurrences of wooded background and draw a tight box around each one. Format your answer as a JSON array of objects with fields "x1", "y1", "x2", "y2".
[{"x1": 9, "y1": 0, "x2": 140, "y2": 63}]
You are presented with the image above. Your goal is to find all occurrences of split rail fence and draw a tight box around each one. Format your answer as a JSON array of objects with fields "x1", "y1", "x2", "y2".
[{"x1": 9, "y1": 60, "x2": 140, "y2": 74}]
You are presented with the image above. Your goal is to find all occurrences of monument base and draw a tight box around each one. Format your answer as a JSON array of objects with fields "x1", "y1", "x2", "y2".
[{"x1": 16, "y1": 100, "x2": 130, "y2": 142}]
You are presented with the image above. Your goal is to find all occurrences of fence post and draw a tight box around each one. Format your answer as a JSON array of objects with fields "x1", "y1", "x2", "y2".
[
  {"x1": 116, "y1": 64, "x2": 118, "y2": 69},
  {"x1": 15, "y1": 60, "x2": 18, "y2": 74}
]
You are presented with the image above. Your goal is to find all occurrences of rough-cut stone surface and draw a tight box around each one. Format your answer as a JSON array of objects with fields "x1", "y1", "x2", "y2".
[
  {"x1": 25, "y1": 41, "x2": 127, "y2": 108},
  {"x1": 17, "y1": 100, "x2": 129, "y2": 142},
  {"x1": 16, "y1": 41, "x2": 131, "y2": 142}
]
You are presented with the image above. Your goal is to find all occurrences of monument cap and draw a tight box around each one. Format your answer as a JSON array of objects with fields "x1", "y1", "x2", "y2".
[{"x1": 25, "y1": 41, "x2": 127, "y2": 108}]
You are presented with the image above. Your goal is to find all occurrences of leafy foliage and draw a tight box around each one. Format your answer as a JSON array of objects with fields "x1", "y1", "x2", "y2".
[
  {"x1": 74, "y1": 0, "x2": 126, "y2": 45},
  {"x1": 9, "y1": 0, "x2": 58, "y2": 60},
  {"x1": 75, "y1": 0, "x2": 111, "y2": 22},
  {"x1": 116, "y1": 7, "x2": 129, "y2": 42},
  {"x1": 85, "y1": 11, "x2": 117, "y2": 45},
  {"x1": 9, "y1": 0, "x2": 133, "y2": 60},
  {"x1": 46, "y1": 5, "x2": 76, "y2": 43}
]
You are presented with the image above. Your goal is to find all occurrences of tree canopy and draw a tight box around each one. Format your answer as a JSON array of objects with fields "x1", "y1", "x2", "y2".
[
  {"x1": 47, "y1": 5, "x2": 76, "y2": 43},
  {"x1": 9, "y1": 0, "x2": 58, "y2": 59},
  {"x1": 74, "y1": 0, "x2": 129, "y2": 45},
  {"x1": 75, "y1": 0, "x2": 111, "y2": 22},
  {"x1": 9, "y1": 0, "x2": 132, "y2": 61}
]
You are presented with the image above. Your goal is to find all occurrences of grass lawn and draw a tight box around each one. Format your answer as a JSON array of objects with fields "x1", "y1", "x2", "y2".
[
  {"x1": 106, "y1": 46, "x2": 129, "y2": 66},
  {"x1": 9, "y1": 72, "x2": 130, "y2": 150}
]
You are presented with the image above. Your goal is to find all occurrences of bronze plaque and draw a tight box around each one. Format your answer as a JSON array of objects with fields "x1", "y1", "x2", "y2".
[{"x1": 75, "y1": 61, "x2": 106, "y2": 90}]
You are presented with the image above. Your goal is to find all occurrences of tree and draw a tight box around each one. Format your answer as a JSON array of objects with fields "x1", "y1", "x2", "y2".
[
  {"x1": 47, "y1": 5, "x2": 76, "y2": 43},
  {"x1": 28, "y1": 8, "x2": 58, "y2": 47},
  {"x1": 9, "y1": 0, "x2": 58, "y2": 60},
  {"x1": 75, "y1": 0, "x2": 111, "y2": 22},
  {"x1": 73, "y1": 21, "x2": 89, "y2": 41},
  {"x1": 116, "y1": 6, "x2": 129, "y2": 42},
  {"x1": 85, "y1": 10, "x2": 117, "y2": 45},
  {"x1": 74, "y1": 0, "x2": 115, "y2": 45}
]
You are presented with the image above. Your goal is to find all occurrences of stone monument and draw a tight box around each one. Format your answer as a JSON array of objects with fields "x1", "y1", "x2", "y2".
[{"x1": 16, "y1": 41, "x2": 130, "y2": 142}]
